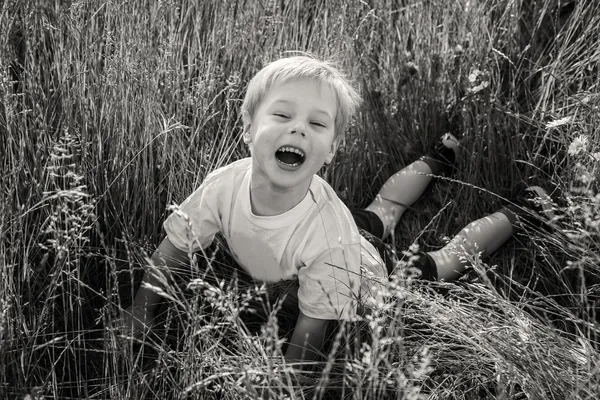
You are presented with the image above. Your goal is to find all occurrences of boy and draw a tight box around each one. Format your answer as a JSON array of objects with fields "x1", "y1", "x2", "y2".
[{"x1": 123, "y1": 55, "x2": 557, "y2": 364}]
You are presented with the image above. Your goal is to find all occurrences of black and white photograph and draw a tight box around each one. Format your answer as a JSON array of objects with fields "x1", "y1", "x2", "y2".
[{"x1": 0, "y1": 0, "x2": 598, "y2": 398}]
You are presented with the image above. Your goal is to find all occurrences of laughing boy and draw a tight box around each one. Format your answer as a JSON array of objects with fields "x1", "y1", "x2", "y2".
[{"x1": 124, "y1": 55, "x2": 556, "y2": 364}]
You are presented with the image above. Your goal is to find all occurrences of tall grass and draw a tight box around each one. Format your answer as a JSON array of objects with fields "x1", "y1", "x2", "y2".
[{"x1": 0, "y1": 0, "x2": 598, "y2": 398}]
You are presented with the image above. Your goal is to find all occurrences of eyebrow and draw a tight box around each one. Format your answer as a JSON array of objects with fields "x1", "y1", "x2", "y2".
[{"x1": 272, "y1": 99, "x2": 333, "y2": 120}]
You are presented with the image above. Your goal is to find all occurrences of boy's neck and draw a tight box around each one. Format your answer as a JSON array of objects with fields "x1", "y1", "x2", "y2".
[{"x1": 249, "y1": 173, "x2": 312, "y2": 217}]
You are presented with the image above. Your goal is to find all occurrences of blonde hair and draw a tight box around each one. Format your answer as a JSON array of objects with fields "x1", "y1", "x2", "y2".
[{"x1": 241, "y1": 55, "x2": 361, "y2": 139}]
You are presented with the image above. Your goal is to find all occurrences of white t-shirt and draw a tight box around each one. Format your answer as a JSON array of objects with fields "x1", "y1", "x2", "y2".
[{"x1": 164, "y1": 158, "x2": 386, "y2": 320}]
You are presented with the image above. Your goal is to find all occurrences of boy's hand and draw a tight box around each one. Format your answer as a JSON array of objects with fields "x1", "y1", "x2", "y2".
[{"x1": 120, "y1": 304, "x2": 155, "y2": 339}]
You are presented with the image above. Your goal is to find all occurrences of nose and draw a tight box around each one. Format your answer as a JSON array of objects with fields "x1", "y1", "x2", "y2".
[{"x1": 290, "y1": 121, "x2": 306, "y2": 137}]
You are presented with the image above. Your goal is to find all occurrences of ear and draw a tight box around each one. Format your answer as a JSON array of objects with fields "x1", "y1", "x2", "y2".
[
  {"x1": 325, "y1": 136, "x2": 341, "y2": 164},
  {"x1": 242, "y1": 111, "x2": 253, "y2": 145}
]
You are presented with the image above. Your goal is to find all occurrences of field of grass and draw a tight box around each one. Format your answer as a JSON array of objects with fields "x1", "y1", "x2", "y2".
[{"x1": 1, "y1": 0, "x2": 599, "y2": 398}]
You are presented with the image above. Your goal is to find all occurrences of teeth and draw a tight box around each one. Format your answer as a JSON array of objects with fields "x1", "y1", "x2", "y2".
[
  {"x1": 278, "y1": 146, "x2": 305, "y2": 158},
  {"x1": 276, "y1": 159, "x2": 300, "y2": 167}
]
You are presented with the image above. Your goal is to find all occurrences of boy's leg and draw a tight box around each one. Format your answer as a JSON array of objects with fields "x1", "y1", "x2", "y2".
[
  {"x1": 366, "y1": 133, "x2": 461, "y2": 240},
  {"x1": 422, "y1": 185, "x2": 558, "y2": 281},
  {"x1": 426, "y1": 211, "x2": 514, "y2": 281}
]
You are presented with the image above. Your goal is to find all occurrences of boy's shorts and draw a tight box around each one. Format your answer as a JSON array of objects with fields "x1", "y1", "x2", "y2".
[{"x1": 351, "y1": 209, "x2": 438, "y2": 281}]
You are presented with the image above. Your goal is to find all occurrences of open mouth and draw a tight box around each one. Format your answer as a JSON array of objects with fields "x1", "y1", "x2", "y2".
[{"x1": 275, "y1": 146, "x2": 306, "y2": 167}]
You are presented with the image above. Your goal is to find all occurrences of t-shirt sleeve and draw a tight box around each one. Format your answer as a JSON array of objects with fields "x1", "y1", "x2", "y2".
[
  {"x1": 163, "y1": 172, "x2": 223, "y2": 253},
  {"x1": 297, "y1": 243, "x2": 361, "y2": 320}
]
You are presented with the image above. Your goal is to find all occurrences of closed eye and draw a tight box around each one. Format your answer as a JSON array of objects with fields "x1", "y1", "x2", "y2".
[
  {"x1": 274, "y1": 113, "x2": 289, "y2": 119},
  {"x1": 311, "y1": 121, "x2": 326, "y2": 128}
]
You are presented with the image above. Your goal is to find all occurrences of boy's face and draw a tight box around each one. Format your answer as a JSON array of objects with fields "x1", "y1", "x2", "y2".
[{"x1": 243, "y1": 77, "x2": 338, "y2": 192}]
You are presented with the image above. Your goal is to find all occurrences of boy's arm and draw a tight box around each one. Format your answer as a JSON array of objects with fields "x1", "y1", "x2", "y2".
[
  {"x1": 286, "y1": 244, "x2": 358, "y2": 364},
  {"x1": 125, "y1": 166, "x2": 228, "y2": 336},
  {"x1": 124, "y1": 237, "x2": 188, "y2": 334},
  {"x1": 132, "y1": 236, "x2": 188, "y2": 308},
  {"x1": 285, "y1": 312, "x2": 331, "y2": 363}
]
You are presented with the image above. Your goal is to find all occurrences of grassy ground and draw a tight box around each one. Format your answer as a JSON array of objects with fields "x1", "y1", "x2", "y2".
[{"x1": 1, "y1": 0, "x2": 599, "y2": 398}]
